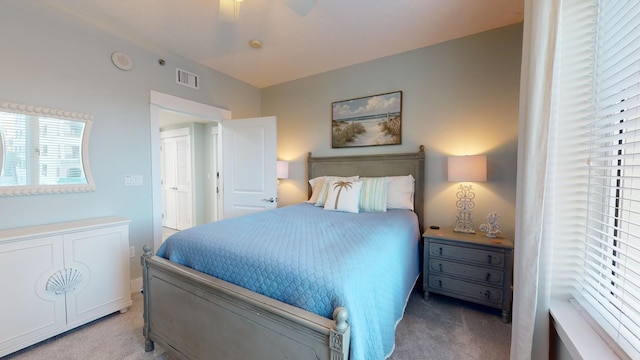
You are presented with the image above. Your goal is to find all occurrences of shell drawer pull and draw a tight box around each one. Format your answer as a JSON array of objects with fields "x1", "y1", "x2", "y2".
[
  {"x1": 487, "y1": 254, "x2": 492, "y2": 264},
  {"x1": 46, "y1": 268, "x2": 83, "y2": 294},
  {"x1": 485, "y1": 290, "x2": 491, "y2": 299},
  {"x1": 439, "y1": 247, "x2": 443, "y2": 255},
  {"x1": 438, "y1": 280, "x2": 443, "y2": 287},
  {"x1": 485, "y1": 273, "x2": 491, "y2": 281},
  {"x1": 439, "y1": 263, "x2": 443, "y2": 272}
]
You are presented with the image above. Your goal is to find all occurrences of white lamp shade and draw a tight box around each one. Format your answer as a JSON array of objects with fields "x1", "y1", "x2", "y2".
[
  {"x1": 277, "y1": 161, "x2": 289, "y2": 179},
  {"x1": 448, "y1": 155, "x2": 487, "y2": 182}
]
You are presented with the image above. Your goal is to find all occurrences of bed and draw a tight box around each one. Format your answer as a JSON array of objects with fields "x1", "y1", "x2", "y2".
[{"x1": 141, "y1": 145, "x2": 425, "y2": 360}]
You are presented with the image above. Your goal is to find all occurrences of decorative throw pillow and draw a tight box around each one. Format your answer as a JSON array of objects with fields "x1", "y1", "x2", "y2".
[
  {"x1": 387, "y1": 175, "x2": 415, "y2": 210},
  {"x1": 314, "y1": 175, "x2": 359, "y2": 207},
  {"x1": 306, "y1": 176, "x2": 324, "y2": 203},
  {"x1": 323, "y1": 179, "x2": 363, "y2": 213},
  {"x1": 359, "y1": 177, "x2": 388, "y2": 212}
]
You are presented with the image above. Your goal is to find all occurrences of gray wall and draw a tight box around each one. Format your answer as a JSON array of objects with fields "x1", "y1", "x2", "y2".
[
  {"x1": 0, "y1": 2, "x2": 261, "y2": 280},
  {"x1": 0, "y1": 0, "x2": 522, "y2": 284},
  {"x1": 263, "y1": 24, "x2": 522, "y2": 240}
]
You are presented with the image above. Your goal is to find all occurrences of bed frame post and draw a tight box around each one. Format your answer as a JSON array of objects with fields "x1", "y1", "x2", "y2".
[
  {"x1": 329, "y1": 307, "x2": 350, "y2": 360},
  {"x1": 141, "y1": 243, "x2": 154, "y2": 352}
]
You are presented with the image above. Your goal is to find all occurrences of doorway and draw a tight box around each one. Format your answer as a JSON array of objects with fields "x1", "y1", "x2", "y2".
[
  {"x1": 158, "y1": 117, "x2": 220, "y2": 238},
  {"x1": 149, "y1": 91, "x2": 231, "y2": 251}
]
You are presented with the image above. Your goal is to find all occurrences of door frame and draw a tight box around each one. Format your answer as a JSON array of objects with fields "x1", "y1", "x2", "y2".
[{"x1": 150, "y1": 91, "x2": 231, "y2": 252}]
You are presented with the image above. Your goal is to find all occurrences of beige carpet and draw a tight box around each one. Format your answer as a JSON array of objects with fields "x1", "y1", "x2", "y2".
[
  {"x1": 4, "y1": 292, "x2": 176, "y2": 360},
  {"x1": 4, "y1": 288, "x2": 510, "y2": 360},
  {"x1": 389, "y1": 289, "x2": 512, "y2": 360}
]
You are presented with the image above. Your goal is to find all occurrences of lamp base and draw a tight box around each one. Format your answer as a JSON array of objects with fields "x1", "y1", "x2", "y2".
[
  {"x1": 453, "y1": 183, "x2": 477, "y2": 235},
  {"x1": 453, "y1": 227, "x2": 476, "y2": 234}
]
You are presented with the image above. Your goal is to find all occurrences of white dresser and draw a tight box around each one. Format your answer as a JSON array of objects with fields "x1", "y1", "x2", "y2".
[{"x1": 0, "y1": 217, "x2": 132, "y2": 357}]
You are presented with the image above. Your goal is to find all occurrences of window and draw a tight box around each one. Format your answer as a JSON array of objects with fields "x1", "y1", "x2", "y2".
[
  {"x1": 0, "y1": 101, "x2": 95, "y2": 195},
  {"x1": 552, "y1": 0, "x2": 640, "y2": 357}
]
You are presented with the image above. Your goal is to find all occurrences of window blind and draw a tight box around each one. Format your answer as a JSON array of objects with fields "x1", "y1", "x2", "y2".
[
  {"x1": 0, "y1": 112, "x2": 86, "y2": 186},
  {"x1": 552, "y1": 0, "x2": 640, "y2": 357}
]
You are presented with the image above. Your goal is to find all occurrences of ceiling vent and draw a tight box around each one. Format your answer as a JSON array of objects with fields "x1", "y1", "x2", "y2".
[{"x1": 176, "y1": 68, "x2": 199, "y2": 89}]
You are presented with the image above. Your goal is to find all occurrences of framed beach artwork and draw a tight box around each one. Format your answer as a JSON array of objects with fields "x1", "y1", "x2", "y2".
[{"x1": 331, "y1": 91, "x2": 402, "y2": 148}]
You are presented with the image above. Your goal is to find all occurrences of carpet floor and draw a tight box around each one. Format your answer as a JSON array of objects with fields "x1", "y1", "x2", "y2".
[{"x1": 4, "y1": 287, "x2": 511, "y2": 360}]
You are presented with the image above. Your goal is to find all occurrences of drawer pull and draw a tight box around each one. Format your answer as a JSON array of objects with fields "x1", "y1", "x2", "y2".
[
  {"x1": 485, "y1": 290, "x2": 491, "y2": 299},
  {"x1": 439, "y1": 263, "x2": 443, "y2": 272},
  {"x1": 487, "y1": 254, "x2": 492, "y2": 264},
  {"x1": 439, "y1": 247, "x2": 443, "y2": 255},
  {"x1": 485, "y1": 273, "x2": 491, "y2": 281},
  {"x1": 438, "y1": 280, "x2": 442, "y2": 287}
]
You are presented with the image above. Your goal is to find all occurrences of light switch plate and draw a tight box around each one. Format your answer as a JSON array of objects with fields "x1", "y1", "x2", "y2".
[{"x1": 124, "y1": 175, "x2": 143, "y2": 186}]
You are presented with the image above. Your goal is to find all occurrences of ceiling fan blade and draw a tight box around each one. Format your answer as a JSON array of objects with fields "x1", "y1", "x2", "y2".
[{"x1": 282, "y1": 0, "x2": 316, "y2": 16}]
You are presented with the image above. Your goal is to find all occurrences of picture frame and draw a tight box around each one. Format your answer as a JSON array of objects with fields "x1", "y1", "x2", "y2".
[{"x1": 331, "y1": 91, "x2": 402, "y2": 148}]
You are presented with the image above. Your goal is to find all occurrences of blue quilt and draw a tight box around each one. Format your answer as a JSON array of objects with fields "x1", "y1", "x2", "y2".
[{"x1": 156, "y1": 203, "x2": 420, "y2": 360}]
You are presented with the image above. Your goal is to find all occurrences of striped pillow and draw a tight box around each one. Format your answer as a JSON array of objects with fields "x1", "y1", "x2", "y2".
[{"x1": 359, "y1": 177, "x2": 388, "y2": 212}]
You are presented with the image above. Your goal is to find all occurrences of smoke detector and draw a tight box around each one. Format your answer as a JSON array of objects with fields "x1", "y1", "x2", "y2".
[{"x1": 249, "y1": 39, "x2": 263, "y2": 49}]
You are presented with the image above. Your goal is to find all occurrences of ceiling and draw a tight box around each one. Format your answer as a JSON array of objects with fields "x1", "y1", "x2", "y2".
[{"x1": 41, "y1": 0, "x2": 524, "y2": 89}]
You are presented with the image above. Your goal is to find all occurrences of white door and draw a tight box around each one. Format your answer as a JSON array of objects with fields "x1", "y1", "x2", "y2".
[
  {"x1": 222, "y1": 116, "x2": 277, "y2": 219},
  {"x1": 161, "y1": 131, "x2": 192, "y2": 230}
]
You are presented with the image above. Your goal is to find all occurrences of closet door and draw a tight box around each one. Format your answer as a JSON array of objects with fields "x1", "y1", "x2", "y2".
[{"x1": 161, "y1": 129, "x2": 193, "y2": 230}]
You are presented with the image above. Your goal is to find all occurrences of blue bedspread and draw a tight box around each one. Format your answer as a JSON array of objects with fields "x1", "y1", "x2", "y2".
[{"x1": 156, "y1": 203, "x2": 420, "y2": 360}]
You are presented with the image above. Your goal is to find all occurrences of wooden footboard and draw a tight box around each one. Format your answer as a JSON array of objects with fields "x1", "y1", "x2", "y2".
[{"x1": 141, "y1": 245, "x2": 350, "y2": 360}]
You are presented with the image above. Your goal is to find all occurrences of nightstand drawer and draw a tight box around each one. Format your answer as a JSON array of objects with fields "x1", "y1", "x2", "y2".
[
  {"x1": 429, "y1": 259, "x2": 504, "y2": 286},
  {"x1": 429, "y1": 275, "x2": 504, "y2": 305},
  {"x1": 429, "y1": 242, "x2": 505, "y2": 267}
]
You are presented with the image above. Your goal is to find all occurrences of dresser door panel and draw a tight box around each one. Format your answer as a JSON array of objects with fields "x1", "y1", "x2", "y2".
[
  {"x1": 0, "y1": 236, "x2": 66, "y2": 352},
  {"x1": 64, "y1": 225, "x2": 130, "y2": 327}
]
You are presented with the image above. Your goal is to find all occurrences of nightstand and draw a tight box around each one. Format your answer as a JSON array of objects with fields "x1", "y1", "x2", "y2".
[{"x1": 423, "y1": 228, "x2": 513, "y2": 323}]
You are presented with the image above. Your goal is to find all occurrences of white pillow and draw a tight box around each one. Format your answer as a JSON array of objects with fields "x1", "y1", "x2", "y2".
[
  {"x1": 323, "y1": 179, "x2": 363, "y2": 213},
  {"x1": 359, "y1": 177, "x2": 388, "y2": 212},
  {"x1": 306, "y1": 176, "x2": 324, "y2": 203},
  {"x1": 314, "y1": 175, "x2": 359, "y2": 207},
  {"x1": 387, "y1": 175, "x2": 415, "y2": 210}
]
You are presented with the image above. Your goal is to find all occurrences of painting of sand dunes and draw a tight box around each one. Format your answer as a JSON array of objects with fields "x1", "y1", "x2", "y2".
[{"x1": 331, "y1": 91, "x2": 402, "y2": 148}]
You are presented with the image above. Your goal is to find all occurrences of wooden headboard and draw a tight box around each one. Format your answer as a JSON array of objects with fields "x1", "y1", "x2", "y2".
[{"x1": 307, "y1": 145, "x2": 426, "y2": 232}]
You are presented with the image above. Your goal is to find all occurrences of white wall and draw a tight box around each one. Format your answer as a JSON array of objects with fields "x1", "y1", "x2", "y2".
[
  {"x1": 0, "y1": 2, "x2": 261, "y2": 280},
  {"x1": 263, "y1": 24, "x2": 522, "y2": 240}
]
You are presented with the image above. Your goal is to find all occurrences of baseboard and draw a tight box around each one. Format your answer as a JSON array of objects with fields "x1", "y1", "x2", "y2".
[{"x1": 130, "y1": 277, "x2": 143, "y2": 294}]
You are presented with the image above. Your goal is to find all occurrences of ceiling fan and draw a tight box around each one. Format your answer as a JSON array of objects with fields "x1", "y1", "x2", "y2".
[{"x1": 219, "y1": 0, "x2": 317, "y2": 21}]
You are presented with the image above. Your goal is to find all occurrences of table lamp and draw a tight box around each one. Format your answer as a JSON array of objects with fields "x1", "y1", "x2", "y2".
[
  {"x1": 448, "y1": 155, "x2": 487, "y2": 234},
  {"x1": 277, "y1": 161, "x2": 289, "y2": 180}
]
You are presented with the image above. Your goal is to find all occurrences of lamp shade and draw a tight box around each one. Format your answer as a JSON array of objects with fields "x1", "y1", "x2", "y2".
[
  {"x1": 277, "y1": 161, "x2": 289, "y2": 179},
  {"x1": 448, "y1": 155, "x2": 487, "y2": 182}
]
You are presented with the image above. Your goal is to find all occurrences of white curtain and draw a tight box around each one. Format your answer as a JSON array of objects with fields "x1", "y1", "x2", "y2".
[{"x1": 511, "y1": 0, "x2": 561, "y2": 358}]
